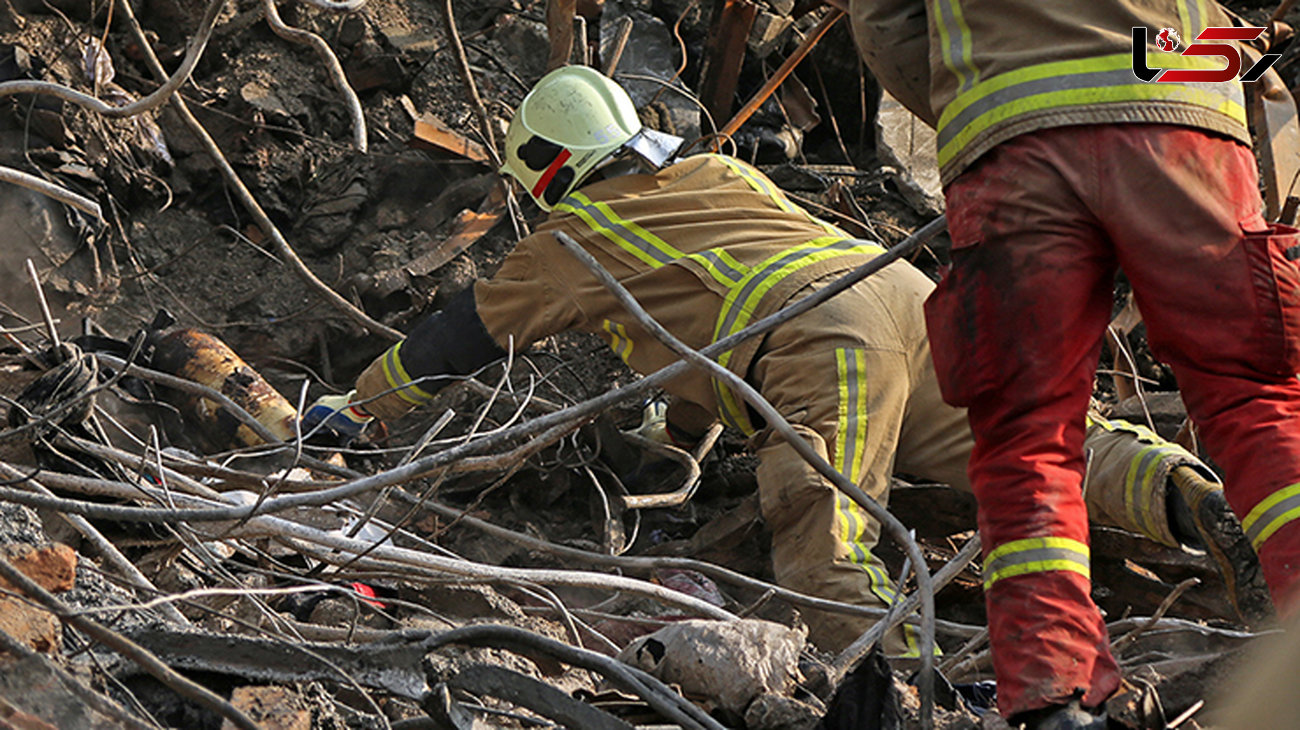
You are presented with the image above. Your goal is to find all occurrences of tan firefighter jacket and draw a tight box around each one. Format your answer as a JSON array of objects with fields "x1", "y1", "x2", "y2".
[
  {"x1": 850, "y1": 0, "x2": 1250, "y2": 183},
  {"x1": 399, "y1": 153, "x2": 887, "y2": 435},
  {"x1": 352, "y1": 153, "x2": 1210, "y2": 558}
]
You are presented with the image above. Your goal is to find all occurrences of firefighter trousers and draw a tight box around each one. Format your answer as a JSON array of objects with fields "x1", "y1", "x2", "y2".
[
  {"x1": 926, "y1": 123, "x2": 1300, "y2": 718},
  {"x1": 750, "y1": 252, "x2": 1202, "y2": 657}
]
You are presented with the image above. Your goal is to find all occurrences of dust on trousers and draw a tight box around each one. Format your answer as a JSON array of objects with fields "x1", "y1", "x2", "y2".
[
  {"x1": 926, "y1": 123, "x2": 1300, "y2": 717},
  {"x1": 754, "y1": 257, "x2": 1210, "y2": 658}
]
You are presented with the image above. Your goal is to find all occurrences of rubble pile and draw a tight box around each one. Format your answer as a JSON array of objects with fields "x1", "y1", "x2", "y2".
[{"x1": 0, "y1": 0, "x2": 1297, "y2": 727}]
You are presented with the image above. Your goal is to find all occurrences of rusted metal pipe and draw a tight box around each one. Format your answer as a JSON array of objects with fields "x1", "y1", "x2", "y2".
[{"x1": 713, "y1": 8, "x2": 844, "y2": 149}]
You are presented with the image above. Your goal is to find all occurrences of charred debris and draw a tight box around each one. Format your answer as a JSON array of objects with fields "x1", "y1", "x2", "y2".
[{"x1": 0, "y1": 0, "x2": 1298, "y2": 728}]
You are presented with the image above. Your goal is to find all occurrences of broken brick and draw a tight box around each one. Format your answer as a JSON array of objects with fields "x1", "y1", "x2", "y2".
[
  {"x1": 0, "y1": 544, "x2": 77, "y2": 594},
  {"x1": 220, "y1": 686, "x2": 311, "y2": 730}
]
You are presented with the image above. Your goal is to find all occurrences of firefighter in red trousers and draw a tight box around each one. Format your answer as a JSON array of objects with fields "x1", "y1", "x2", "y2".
[
  {"x1": 853, "y1": 0, "x2": 1300, "y2": 727},
  {"x1": 307, "y1": 66, "x2": 1264, "y2": 692}
]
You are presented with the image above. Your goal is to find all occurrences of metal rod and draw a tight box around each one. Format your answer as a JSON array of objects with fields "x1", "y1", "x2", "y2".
[
  {"x1": 713, "y1": 8, "x2": 844, "y2": 148},
  {"x1": 1270, "y1": 0, "x2": 1297, "y2": 26},
  {"x1": 25, "y1": 258, "x2": 61, "y2": 355},
  {"x1": 604, "y1": 16, "x2": 635, "y2": 76}
]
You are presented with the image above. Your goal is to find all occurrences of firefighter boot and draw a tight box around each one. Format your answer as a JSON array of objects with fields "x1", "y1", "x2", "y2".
[
  {"x1": 1168, "y1": 465, "x2": 1274, "y2": 624},
  {"x1": 1013, "y1": 699, "x2": 1106, "y2": 730}
]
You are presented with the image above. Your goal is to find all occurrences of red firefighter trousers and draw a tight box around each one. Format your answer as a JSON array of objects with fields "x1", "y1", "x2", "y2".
[{"x1": 926, "y1": 124, "x2": 1300, "y2": 718}]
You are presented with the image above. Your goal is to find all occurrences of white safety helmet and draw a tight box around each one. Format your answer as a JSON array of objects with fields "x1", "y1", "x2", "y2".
[{"x1": 501, "y1": 65, "x2": 642, "y2": 210}]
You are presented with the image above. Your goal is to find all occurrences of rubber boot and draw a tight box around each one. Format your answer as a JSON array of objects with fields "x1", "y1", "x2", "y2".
[
  {"x1": 1168, "y1": 465, "x2": 1274, "y2": 624},
  {"x1": 1012, "y1": 699, "x2": 1107, "y2": 730}
]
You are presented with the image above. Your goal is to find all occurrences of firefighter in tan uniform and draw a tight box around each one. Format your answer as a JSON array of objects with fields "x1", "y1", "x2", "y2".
[{"x1": 304, "y1": 66, "x2": 1265, "y2": 656}]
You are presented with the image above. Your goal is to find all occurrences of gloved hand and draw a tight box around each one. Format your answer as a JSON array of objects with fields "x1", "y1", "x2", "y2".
[
  {"x1": 302, "y1": 390, "x2": 373, "y2": 441},
  {"x1": 625, "y1": 399, "x2": 703, "y2": 450},
  {"x1": 628, "y1": 399, "x2": 671, "y2": 444}
]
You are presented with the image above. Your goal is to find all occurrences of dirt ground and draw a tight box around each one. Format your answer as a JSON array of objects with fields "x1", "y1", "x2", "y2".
[{"x1": 0, "y1": 0, "x2": 1296, "y2": 727}]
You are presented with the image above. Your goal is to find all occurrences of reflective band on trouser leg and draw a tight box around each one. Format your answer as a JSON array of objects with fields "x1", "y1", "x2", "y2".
[
  {"x1": 379, "y1": 342, "x2": 435, "y2": 406},
  {"x1": 712, "y1": 237, "x2": 887, "y2": 434},
  {"x1": 602, "y1": 319, "x2": 634, "y2": 364},
  {"x1": 833, "y1": 347, "x2": 926, "y2": 657},
  {"x1": 983, "y1": 537, "x2": 1090, "y2": 591},
  {"x1": 1244, "y1": 482, "x2": 1300, "y2": 551},
  {"x1": 935, "y1": 52, "x2": 1246, "y2": 171}
]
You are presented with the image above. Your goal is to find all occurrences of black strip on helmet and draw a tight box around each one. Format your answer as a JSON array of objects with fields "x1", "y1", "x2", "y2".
[
  {"x1": 518, "y1": 136, "x2": 564, "y2": 171},
  {"x1": 543, "y1": 167, "x2": 576, "y2": 206}
]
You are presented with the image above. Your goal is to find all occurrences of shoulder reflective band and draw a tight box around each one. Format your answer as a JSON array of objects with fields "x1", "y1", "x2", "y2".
[
  {"x1": 1090, "y1": 415, "x2": 1163, "y2": 445},
  {"x1": 380, "y1": 342, "x2": 436, "y2": 406},
  {"x1": 708, "y1": 155, "x2": 845, "y2": 237},
  {"x1": 555, "y1": 191, "x2": 748, "y2": 288},
  {"x1": 983, "y1": 536, "x2": 1090, "y2": 591},
  {"x1": 1243, "y1": 481, "x2": 1300, "y2": 550},
  {"x1": 712, "y1": 236, "x2": 886, "y2": 434},
  {"x1": 935, "y1": 52, "x2": 1246, "y2": 170}
]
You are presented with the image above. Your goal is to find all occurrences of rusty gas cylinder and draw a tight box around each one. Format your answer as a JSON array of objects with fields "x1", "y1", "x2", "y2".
[{"x1": 149, "y1": 329, "x2": 297, "y2": 449}]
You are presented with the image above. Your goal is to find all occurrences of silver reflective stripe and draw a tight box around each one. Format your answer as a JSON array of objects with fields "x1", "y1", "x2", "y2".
[
  {"x1": 557, "y1": 192, "x2": 680, "y2": 267},
  {"x1": 836, "y1": 348, "x2": 867, "y2": 482},
  {"x1": 1180, "y1": 0, "x2": 1203, "y2": 41},
  {"x1": 937, "y1": 68, "x2": 1242, "y2": 151},
  {"x1": 709, "y1": 155, "x2": 844, "y2": 235},
  {"x1": 837, "y1": 492, "x2": 872, "y2": 565},
  {"x1": 558, "y1": 191, "x2": 747, "y2": 286},
  {"x1": 689, "y1": 250, "x2": 748, "y2": 284},
  {"x1": 1246, "y1": 491, "x2": 1300, "y2": 548},
  {"x1": 986, "y1": 546, "x2": 1088, "y2": 575},
  {"x1": 1126, "y1": 445, "x2": 1180, "y2": 537},
  {"x1": 715, "y1": 238, "x2": 871, "y2": 343},
  {"x1": 933, "y1": 0, "x2": 977, "y2": 93},
  {"x1": 603, "y1": 320, "x2": 633, "y2": 362},
  {"x1": 383, "y1": 344, "x2": 433, "y2": 404}
]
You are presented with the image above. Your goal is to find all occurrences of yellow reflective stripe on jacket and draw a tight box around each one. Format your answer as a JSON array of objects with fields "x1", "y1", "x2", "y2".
[
  {"x1": 602, "y1": 319, "x2": 634, "y2": 363},
  {"x1": 708, "y1": 155, "x2": 843, "y2": 236},
  {"x1": 713, "y1": 236, "x2": 886, "y2": 433},
  {"x1": 933, "y1": 0, "x2": 978, "y2": 93},
  {"x1": 936, "y1": 52, "x2": 1246, "y2": 169},
  {"x1": 835, "y1": 348, "x2": 869, "y2": 483},
  {"x1": 984, "y1": 536, "x2": 1090, "y2": 591},
  {"x1": 1125, "y1": 442, "x2": 1189, "y2": 540},
  {"x1": 380, "y1": 342, "x2": 435, "y2": 405},
  {"x1": 1177, "y1": 0, "x2": 1207, "y2": 42},
  {"x1": 1243, "y1": 482, "x2": 1300, "y2": 550},
  {"x1": 556, "y1": 191, "x2": 685, "y2": 268},
  {"x1": 1090, "y1": 415, "x2": 1163, "y2": 445},
  {"x1": 556, "y1": 191, "x2": 748, "y2": 288}
]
